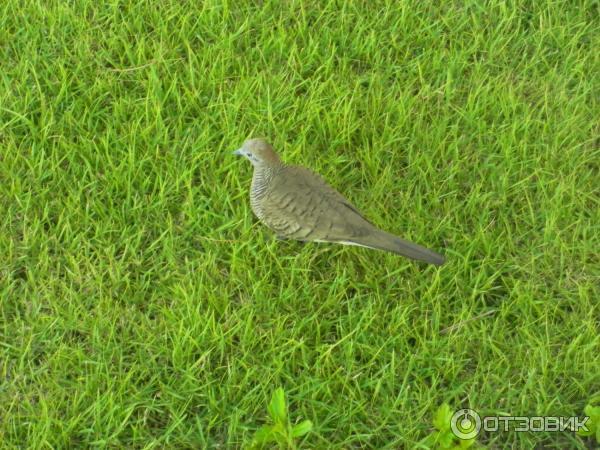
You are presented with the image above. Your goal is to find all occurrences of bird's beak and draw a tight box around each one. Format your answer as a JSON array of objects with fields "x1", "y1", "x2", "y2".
[{"x1": 232, "y1": 148, "x2": 243, "y2": 156}]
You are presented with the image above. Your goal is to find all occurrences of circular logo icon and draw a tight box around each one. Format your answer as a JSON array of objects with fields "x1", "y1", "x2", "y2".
[{"x1": 450, "y1": 408, "x2": 481, "y2": 440}]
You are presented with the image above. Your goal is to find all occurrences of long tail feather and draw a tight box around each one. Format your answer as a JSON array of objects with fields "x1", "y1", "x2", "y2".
[{"x1": 348, "y1": 230, "x2": 445, "y2": 265}]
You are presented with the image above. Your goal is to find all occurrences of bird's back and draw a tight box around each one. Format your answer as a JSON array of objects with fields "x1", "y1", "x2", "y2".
[{"x1": 253, "y1": 164, "x2": 374, "y2": 242}]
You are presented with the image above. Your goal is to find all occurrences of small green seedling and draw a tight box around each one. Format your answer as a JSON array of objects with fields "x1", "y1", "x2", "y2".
[
  {"x1": 420, "y1": 403, "x2": 478, "y2": 449},
  {"x1": 250, "y1": 387, "x2": 313, "y2": 449},
  {"x1": 577, "y1": 403, "x2": 600, "y2": 444}
]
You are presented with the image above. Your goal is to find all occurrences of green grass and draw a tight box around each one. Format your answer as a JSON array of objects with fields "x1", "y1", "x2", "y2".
[{"x1": 1, "y1": 0, "x2": 598, "y2": 448}]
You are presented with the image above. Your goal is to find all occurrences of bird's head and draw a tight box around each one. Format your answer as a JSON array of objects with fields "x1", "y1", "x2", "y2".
[{"x1": 233, "y1": 138, "x2": 281, "y2": 167}]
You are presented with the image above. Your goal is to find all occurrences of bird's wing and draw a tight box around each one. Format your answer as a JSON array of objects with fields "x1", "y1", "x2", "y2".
[{"x1": 261, "y1": 166, "x2": 375, "y2": 242}]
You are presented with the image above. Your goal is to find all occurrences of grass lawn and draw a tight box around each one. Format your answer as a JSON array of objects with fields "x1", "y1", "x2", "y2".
[{"x1": 1, "y1": 0, "x2": 598, "y2": 448}]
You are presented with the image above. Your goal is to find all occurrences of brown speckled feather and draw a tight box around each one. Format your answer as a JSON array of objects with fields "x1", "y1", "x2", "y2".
[{"x1": 261, "y1": 165, "x2": 374, "y2": 242}]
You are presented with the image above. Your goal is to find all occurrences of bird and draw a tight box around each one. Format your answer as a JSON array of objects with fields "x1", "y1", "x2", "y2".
[{"x1": 233, "y1": 138, "x2": 445, "y2": 265}]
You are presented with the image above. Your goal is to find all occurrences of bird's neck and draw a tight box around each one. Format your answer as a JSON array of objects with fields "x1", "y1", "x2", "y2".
[{"x1": 251, "y1": 164, "x2": 282, "y2": 196}]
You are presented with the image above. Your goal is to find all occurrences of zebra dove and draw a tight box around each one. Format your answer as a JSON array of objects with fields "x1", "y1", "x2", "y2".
[{"x1": 233, "y1": 138, "x2": 445, "y2": 265}]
